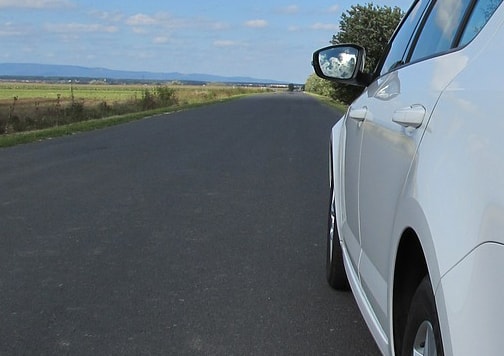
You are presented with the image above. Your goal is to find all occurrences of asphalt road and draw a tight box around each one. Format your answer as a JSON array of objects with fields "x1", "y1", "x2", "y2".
[{"x1": 0, "y1": 93, "x2": 380, "y2": 355}]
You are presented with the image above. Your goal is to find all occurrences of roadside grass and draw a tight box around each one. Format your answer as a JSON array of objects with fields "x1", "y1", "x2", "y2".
[
  {"x1": 305, "y1": 92, "x2": 348, "y2": 113},
  {"x1": 0, "y1": 83, "x2": 270, "y2": 148},
  {"x1": 0, "y1": 107, "x2": 182, "y2": 148}
]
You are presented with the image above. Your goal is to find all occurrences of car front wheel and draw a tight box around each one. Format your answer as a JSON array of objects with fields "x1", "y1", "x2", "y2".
[
  {"x1": 326, "y1": 189, "x2": 349, "y2": 290},
  {"x1": 401, "y1": 276, "x2": 444, "y2": 356}
]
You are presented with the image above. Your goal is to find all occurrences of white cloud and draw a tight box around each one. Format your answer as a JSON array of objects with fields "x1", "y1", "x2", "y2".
[
  {"x1": 211, "y1": 22, "x2": 230, "y2": 30},
  {"x1": 126, "y1": 14, "x2": 157, "y2": 26},
  {"x1": 0, "y1": 22, "x2": 27, "y2": 36},
  {"x1": 132, "y1": 27, "x2": 148, "y2": 34},
  {"x1": 58, "y1": 34, "x2": 79, "y2": 42},
  {"x1": 153, "y1": 36, "x2": 170, "y2": 44},
  {"x1": 0, "y1": 30, "x2": 23, "y2": 36},
  {"x1": 125, "y1": 12, "x2": 230, "y2": 34},
  {"x1": 311, "y1": 23, "x2": 339, "y2": 31},
  {"x1": 245, "y1": 19, "x2": 268, "y2": 28},
  {"x1": 328, "y1": 5, "x2": 340, "y2": 13},
  {"x1": 0, "y1": 0, "x2": 74, "y2": 8},
  {"x1": 45, "y1": 23, "x2": 119, "y2": 33},
  {"x1": 214, "y1": 40, "x2": 238, "y2": 47},
  {"x1": 280, "y1": 5, "x2": 299, "y2": 14},
  {"x1": 90, "y1": 10, "x2": 124, "y2": 23},
  {"x1": 129, "y1": 51, "x2": 155, "y2": 60}
]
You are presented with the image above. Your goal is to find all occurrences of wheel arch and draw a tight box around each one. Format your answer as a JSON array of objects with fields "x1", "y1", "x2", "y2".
[
  {"x1": 389, "y1": 187, "x2": 444, "y2": 355},
  {"x1": 392, "y1": 228, "x2": 428, "y2": 355}
]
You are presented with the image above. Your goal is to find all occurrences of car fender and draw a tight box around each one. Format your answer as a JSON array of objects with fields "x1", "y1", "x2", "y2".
[
  {"x1": 390, "y1": 158, "x2": 456, "y2": 356},
  {"x1": 330, "y1": 113, "x2": 347, "y2": 243}
]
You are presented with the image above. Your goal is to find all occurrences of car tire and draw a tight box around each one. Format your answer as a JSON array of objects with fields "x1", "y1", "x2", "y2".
[
  {"x1": 326, "y1": 189, "x2": 349, "y2": 290},
  {"x1": 401, "y1": 276, "x2": 444, "y2": 356}
]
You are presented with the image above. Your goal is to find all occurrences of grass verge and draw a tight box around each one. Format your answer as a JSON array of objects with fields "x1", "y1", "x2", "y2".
[
  {"x1": 305, "y1": 92, "x2": 348, "y2": 113},
  {"x1": 0, "y1": 94, "x2": 246, "y2": 148}
]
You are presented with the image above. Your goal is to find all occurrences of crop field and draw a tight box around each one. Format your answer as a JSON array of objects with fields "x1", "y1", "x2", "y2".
[
  {"x1": 0, "y1": 82, "x2": 266, "y2": 105},
  {"x1": 0, "y1": 82, "x2": 143, "y2": 102},
  {"x1": 0, "y1": 82, "x2": 270, "y2": 135}
]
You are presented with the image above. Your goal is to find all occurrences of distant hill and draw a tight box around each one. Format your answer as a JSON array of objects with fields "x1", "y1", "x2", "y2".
[{"x1": 0, "y1": 63, "x2": 286, "y2": 84}]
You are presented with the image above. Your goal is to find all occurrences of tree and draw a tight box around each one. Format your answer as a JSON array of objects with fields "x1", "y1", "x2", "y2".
[
  {"x1": 305, "y1": 73, "x2": 336, "y2": 98},
  {"x1": 330, "y1": 3, "x2": 404, "y2": 104}
]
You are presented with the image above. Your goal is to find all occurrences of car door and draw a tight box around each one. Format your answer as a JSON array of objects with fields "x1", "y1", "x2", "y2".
[
  {"x1": 354, "y1": 0, "x2": 475, "y2": 332},
  {"x1": 339, "y1": 0, "x2": 430, "y2": 284}
]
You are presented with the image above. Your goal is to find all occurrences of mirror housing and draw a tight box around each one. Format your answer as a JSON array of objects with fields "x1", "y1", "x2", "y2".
[{"x1": 312, "y1": 44, "x2": 372, "y2": 87}]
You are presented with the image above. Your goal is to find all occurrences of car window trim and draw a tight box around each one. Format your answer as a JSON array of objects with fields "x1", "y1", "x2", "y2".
[
  {"x1": 404, "y1": 0, "x2": 479, "y2": 63},
  {"x1": 374, "y1": 0, "x2": 431, "y2": 78},
  {"x1": 452, "y1": 0, "x2": 478, "y2": 46},
  {"x1": 403, "y1": 0, "x2": 437, "y2": 63},
  {"x1": 373, "y1": 0, "x2": 495, "y2": 83}
]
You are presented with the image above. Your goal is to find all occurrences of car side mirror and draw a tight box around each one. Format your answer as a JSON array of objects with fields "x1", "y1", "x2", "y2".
[{"x1": 312, "y1": 44, "x2": 371, "y2": 87}]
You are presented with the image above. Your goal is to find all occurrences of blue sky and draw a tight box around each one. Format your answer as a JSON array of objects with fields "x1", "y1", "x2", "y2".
[{"x1": 0, "y1": 0, "x2": 407, "y2": 83}]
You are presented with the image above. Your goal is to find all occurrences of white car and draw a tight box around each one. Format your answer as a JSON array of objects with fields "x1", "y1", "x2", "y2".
[{"x1": 312, "y1": 0, "x2": 504, "y2": 355}]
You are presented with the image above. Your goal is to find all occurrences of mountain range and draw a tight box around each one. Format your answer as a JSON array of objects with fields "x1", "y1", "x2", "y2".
[{"x1": 0, "y1": 63, "x2": 286, "y2": 84}]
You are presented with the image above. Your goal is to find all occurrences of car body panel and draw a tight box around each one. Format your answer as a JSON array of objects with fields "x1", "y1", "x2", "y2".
[
  {"x1": 439, "y1": 243, "x2": 504, "y2": 356},
  {"x1": 331, "y1": 119, "x2": 391, "y2": 354},
  {"x1": 414, "y1": 12, "x2": 504, "y2": 353},
  {"x1": 341, "y1": 41, "x2": 472, "y2": 345},
  {"x1": 323, "y1": 1, "x2": 504, "y2": 355},
  {"x1": 340, "y1": 109, "x2": 362, "y2": 273}
]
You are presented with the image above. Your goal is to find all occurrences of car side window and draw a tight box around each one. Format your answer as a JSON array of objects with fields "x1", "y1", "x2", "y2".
[
  {"x1": 379, "y1": 0, "x2": 429, "y2": 76},
  {"x1": 459, "y1": 0, "x2": 503, "y2": 46},
  {"x1": 409, "y1": 0, "x2": 473, "y2": 62}
]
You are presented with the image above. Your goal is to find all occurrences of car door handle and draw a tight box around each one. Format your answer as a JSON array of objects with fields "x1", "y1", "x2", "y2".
[
  {"x1": 349, "y1": 107, "x2": 368, "y2": 122},
  {"x1": 392, "y1": 105, "x2": 426, "y2": 128}
]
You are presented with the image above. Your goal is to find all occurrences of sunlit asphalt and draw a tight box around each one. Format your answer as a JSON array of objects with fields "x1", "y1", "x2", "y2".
[{"x1": 0, "y1": 93, "x2": 379, "y2": 355}]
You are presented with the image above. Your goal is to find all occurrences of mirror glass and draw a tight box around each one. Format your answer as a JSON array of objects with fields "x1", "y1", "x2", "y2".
[{"x1": 318, "y1": 47, "x2": 358, "y2": 79}]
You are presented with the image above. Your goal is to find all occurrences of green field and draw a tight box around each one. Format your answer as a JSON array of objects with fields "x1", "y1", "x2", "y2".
[
  {"x1": 0, "y1": 82, "x2": 271, "y2": 139},
  {"x1": 0, "y1": 82, "x2": 266, "y2": 104},
  {"x1": 0, "y1": 82, "x2": 143, "y2": 102}
]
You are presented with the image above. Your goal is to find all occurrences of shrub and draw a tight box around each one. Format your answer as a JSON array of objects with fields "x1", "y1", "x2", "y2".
[
  {"x1": 155, "y1": 86, "x2": 178, "y2": 106},
  {"x1": 141, "y1": 88, "x2": 156, "y2": 110}
]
